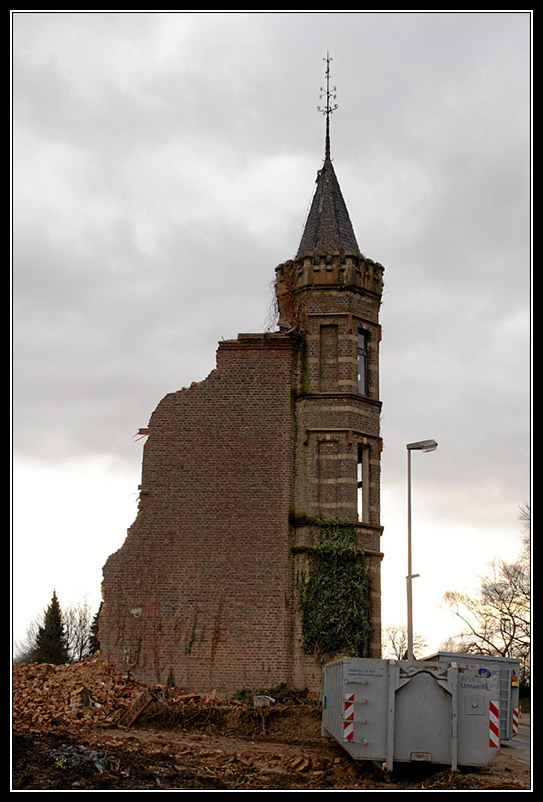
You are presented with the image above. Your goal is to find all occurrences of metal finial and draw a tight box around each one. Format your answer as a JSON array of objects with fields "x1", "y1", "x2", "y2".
[{"x1": 317, "y1": 52, "x2": 338, "y2": 161}]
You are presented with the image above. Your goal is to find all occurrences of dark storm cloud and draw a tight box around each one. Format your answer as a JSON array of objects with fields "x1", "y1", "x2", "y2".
[{"x1": 13, "y1": 9, "x2": 530, "y2": 471}]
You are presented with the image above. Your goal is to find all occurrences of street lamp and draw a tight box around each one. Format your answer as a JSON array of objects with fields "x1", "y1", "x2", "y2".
[{"x1": 406, "y1": 439, "x2": 438, "y2": 661}]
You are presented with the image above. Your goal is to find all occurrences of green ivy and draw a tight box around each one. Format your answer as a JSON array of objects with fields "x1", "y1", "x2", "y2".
[{"x1": 297, "y1": 518, "x2": 371, "y2": 658}]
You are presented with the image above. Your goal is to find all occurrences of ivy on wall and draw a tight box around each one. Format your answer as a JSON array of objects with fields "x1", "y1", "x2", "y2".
[{"x1": 297, "y1": 518, "x2": 371, "y2": 659}]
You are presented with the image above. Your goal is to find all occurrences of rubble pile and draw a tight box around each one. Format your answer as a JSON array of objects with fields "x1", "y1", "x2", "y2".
[
  {"x1": 12, "y1": 656, "x2": 315, "y2": 737},
  {"x1": 12, "y1": 656, "x2": 152, "y2": 730},
  {"x1": 11, "y1": 657, "x2": 530, "y2": 790}
]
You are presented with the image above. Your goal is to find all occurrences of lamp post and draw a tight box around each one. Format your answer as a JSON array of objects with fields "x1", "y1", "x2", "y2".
[{"x1": 406, "y1": 439, "x2": 438, "y2": 661}]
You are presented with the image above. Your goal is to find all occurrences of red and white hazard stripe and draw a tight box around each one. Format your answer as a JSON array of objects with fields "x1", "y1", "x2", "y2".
[
  {"x1": 489, "y1": 700, "x2": 500, "y2": 748},
  {"x1": 343, "y1": 692, "x2": 355, "y2": 741},
  {"x1": 512, "y1": 708, "x2": 519, "y2": 736},
  {"x1": 343, "y1": 720, "x2": 354, "y2": 741},
  {"x1": 344, "y1": 693, "x2": 355, "y2": 721}
]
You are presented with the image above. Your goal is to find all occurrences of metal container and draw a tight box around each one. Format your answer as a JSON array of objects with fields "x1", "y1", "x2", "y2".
[
  {"x1": 424, "y1": 652, "x2": 521, "y2": 741},
  {"x1": 322, "y1": 657, "x2": 501, "y2": 772}
]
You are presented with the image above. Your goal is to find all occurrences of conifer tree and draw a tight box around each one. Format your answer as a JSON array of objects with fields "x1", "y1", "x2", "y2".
[
  {"x1": 88, "y1": 602, "x2": 102, "y2": 655},
  {"x1": 32, "y1": 590, "x2": 69, "y2": 664}
]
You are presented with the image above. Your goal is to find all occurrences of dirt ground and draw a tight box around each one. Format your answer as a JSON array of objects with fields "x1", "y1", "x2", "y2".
[{"x1": 12, "y1": 656, "x2": 531, "y2": 791}]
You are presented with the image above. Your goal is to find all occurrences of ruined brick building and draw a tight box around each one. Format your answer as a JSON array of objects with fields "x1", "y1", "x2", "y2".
[{"x1": 100, "y1": 75, "x2": 385, "y2": 693}]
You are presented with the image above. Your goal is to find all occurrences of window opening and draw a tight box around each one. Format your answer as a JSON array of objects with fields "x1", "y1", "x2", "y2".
[
  {"x1": 357, "y1": 444, "x2": 369, "y2": 523},
  {"x1": 357, "y1": 329, "x2": 368, "y2": 395},
  {"x1": 357, "y1": 444, "x2": 363, "y2": 521}
]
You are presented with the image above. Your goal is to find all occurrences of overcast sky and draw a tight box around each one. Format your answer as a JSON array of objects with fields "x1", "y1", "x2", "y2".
[{"x1": 12, "y1": 11, "x2": 531, "y2": 657}]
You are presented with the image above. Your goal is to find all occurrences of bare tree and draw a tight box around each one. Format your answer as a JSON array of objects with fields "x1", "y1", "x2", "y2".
[
  {"x1": 13, "y1": 618, "x2": 41, "y2": 664},
  {"x1": 437, "y1": 634, "x2": 475, "y2": 653},
  {"x1": 443, "y1": 512, "x2": 530, "y2": 682},
  {"x1": 64, "y1": 599, "x2": 95, "y2": 663},
  {"x1": 518, "y1": 502, "x2": 531, "y2": 536},
  {"x1": 382, "y1": 625, "x2": 427, "y2": 660},
  {"x1": 444, "y1": 561, "x2": 529, "y2": 659}
]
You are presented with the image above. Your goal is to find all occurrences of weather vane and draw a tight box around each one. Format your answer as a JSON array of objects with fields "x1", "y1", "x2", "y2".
[{"x1": 317, "y1": 52, "x2": 338, "y2": 161}]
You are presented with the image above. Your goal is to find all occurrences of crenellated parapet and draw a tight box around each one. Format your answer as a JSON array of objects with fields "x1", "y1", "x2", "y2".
[{"x1": 275, "y1": 253, "x2": 384, "y2": 331}]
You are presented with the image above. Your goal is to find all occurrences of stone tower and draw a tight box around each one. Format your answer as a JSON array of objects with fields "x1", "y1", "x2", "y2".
[
  {"x1": 275, "y1": 86, "x2": 384, "y2": 687},
  {"x1": 99, "y1": 62, "x2": 384, "y2": 692}
]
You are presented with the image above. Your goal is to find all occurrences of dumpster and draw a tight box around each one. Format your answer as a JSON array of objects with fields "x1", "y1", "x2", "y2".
[
  {"x1": 424, "y1": 652, "x2": 521, "y2": 741},
  {"x1": 322, "y1": 657, "x2": 501, "y2": 772}
]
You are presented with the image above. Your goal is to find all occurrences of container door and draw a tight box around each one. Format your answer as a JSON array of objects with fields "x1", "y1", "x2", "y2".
[{"x1": 394, "y1": 671, "x2": 452, "y2": 765}]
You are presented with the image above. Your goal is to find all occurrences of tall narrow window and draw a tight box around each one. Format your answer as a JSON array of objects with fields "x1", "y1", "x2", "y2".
[
  {"x1": 357, "y1": 444, "x2": 369, "y2": 522},
  {"x1": 357, "y1": 444, "x2": 363, "y2": 521},
  {"x1": 357, "y1": 329, "x2": 368, "y2": 396}
]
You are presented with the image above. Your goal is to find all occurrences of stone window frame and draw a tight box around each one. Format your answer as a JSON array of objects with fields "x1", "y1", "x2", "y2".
[{"x1": 357, "y1": 327, "x2": 370, "y2": 397}]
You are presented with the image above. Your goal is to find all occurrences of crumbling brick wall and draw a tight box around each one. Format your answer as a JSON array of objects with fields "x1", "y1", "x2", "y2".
[
  {"x1": 100, "y1": 333, "x2": 301, "y2": 691},
  {"x1": 100, "y1": 151, "x2": 386, "y2": 693}
]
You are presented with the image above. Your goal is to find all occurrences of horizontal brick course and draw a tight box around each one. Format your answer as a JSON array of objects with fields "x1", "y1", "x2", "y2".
[{"x1": 101, "y1": 334, "x2": 301, "y2": 690}]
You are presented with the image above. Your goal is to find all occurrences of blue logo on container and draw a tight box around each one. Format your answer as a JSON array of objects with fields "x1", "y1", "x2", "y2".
[{"x1": 478, "y1": 667, "x2": 491, "y2": 678}]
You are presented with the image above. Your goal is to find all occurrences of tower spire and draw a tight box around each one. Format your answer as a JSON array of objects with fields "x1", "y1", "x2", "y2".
[
  {"x1": 296, "y1": 54, "x2": 359, "y2": 258},
  {"x1": 317, "y1": 52, "x2": 338, "y2": 162}
]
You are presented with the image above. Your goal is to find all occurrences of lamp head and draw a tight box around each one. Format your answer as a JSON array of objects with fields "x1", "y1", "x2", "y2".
[{"x1": 407, "y1": 439, "x2": 438, "y2": 452}]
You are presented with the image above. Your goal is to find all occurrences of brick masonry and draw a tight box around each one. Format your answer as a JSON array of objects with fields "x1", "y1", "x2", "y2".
[
  {"x1": 276, "y1": 253, "x2": 384, "y2": 689},
  {"x1": 100, "y1": 334, "x2": 301, "y2": 690},
  {"x1": 100, "y1": 158, "x2": 385, "y2": 694}
]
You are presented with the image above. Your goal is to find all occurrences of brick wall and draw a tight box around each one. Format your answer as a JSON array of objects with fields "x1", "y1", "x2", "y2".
[
  {"x1": 100, "y1": 333, "x2": 301, "y2": 691},
  {"x1": 100, "y1": 251, "x2": 385, "y2": 692}
]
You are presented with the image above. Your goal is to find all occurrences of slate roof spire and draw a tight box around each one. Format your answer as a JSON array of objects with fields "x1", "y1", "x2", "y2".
[{"x1": 296, "y1": 54, "x2": 361, "y2": 259}]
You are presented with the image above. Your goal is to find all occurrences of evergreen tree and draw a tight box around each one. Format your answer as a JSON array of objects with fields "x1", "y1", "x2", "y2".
[
  {"x1": 88, "y1": 602, "x2": 102, "y2": 655},
  {"x1": 32, "y1": 590, "x2": 69, "y2": 664}
]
